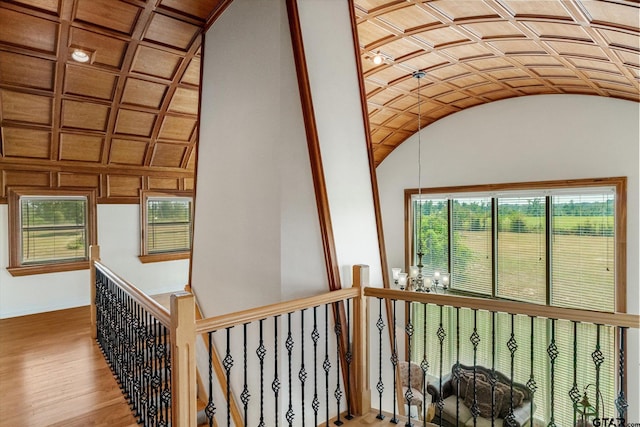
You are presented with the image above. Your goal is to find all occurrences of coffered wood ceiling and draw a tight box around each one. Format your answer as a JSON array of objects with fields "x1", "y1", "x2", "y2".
[
  {"x1": 354, "y1": 0, "x2": 640, "y2": 165},
  {"x1": 0, "y1": 0, "x2": 638, "y2": 199}
]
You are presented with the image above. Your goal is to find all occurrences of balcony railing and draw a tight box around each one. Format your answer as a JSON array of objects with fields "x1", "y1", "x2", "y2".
[{"x1": 90, "y1": 247, "x2": 639, "y2": 427}]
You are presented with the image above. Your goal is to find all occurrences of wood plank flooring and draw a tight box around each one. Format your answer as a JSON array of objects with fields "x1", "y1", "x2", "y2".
[{"x1": 0, "y1": 306, "x2": 138, "y2": 427}]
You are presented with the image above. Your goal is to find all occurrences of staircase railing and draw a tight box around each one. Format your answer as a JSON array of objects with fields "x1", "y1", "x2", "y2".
[{"x1": 91, "y1": 248, "x2": 639, "y2": 427}]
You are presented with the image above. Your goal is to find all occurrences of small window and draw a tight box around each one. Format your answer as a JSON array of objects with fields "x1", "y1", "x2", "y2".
[
  {"x1": 7, "y1": 188, "x2": 97, "y2": 276},
  {"x1": 139, "y1": 191, "x2": 193, "y2": 263}
]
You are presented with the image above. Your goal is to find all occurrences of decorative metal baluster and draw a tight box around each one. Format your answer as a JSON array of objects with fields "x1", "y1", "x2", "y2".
[
  {"x1": 143, "y1": 311, "x2": 151, "y2": 425},
  {"x1": 505, "y1": 314, "x2": 518, "y2": 426},
  {"x1": 455, "y1": 307, "x2": 460, "y2": 424},
  {"x1": 299, "y1": 310, "x2": 307, "y2": 426},
  {"x1": 376, "y1": 298, "x2": 385, "y2": 420},
  {"x1": 334, "y1": 302, "x2": 343, "y2": 426},
  {"x1": 391, "y1": 299, "x2": 399, "y2": 424},
  {"x1": 436, "y1": 305, "x2": 446, "y2": 425},
  {"x1": 470, "y1": 309, "x2": 480, "y2": 423},
  {"x1": 205, "y1": 331, "x2": 215, "y2": 426},
  {"x1": 323, "y1": 304, "x2": 331, "y2": 427},
  {"x1": 569, "y1": 321, "x2": 580, "y2": 427},
  {"x1": 160, "y1": 324, "x2": 170, "y2": 427},
  {"x1": 241, "y1": 323, "x2": 250, "y2": 426},
  {"x1": 526, "y1": 316, "x2": 537, "y2": 427},
  {"x1": 420, "y1": 303, "x2": 429, "y2": 426},
  {"x1": 345, "y1": 301, "x2": 353, "y2": 420},
  {"x1": 490, "y1": 311, "x2": 496, "y2": 426},
  {"x1": 405, "y1": 302, "x2": 414, "y2": 427},
  {"x1": 547, "y1": 319, "x2": 558, "y2": 427},
  {"x1": 592, "y1": 324, "x2": 604, "y2": 417},
  {"x1": 615, "y1": 327, "x2": 628, "y2": 417},
  {"x1": 273, "y1": 316, "x2": 281, "y2": 427},
  {"x1": 149, "y1": 318, "x2": 159, "y2": 426},
  {"x1": 286, "y1": 313, "x2": 295, "y2": 427},
  {"x1": 312, "y1": 307, "x2": 320, "y2": 426},
  {"x1": 224, "y1": 327, "x2": 234, "y2": 427},
  {"x1": 257, "y1": 320, "x2": 266, "y2": 427}
]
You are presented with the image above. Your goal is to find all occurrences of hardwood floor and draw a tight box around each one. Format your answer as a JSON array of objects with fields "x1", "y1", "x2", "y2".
[{"x1": 0, "y1": 306, "x2": 138, "y2": 427}]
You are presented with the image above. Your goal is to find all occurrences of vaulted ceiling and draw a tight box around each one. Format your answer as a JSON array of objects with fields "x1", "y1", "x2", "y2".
[{"x1": 0, "y1": 0, "x2": 638, "y2": 196}]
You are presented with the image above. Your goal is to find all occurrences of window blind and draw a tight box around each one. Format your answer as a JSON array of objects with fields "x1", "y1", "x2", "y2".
[
  {"x1": 147, "y1": 198, "x2": 192, "y2": 254},
  {"x1": 20, "y1": 197, "x2": 88, "y2": 264}
]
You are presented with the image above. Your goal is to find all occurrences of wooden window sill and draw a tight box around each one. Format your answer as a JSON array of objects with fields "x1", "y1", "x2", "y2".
[
  {"x1": 138, "y1": 252, "x2": 190, "y2": 264},
  {"x1": 7, "y1": 261, "x2": 90, "y2": 277}
]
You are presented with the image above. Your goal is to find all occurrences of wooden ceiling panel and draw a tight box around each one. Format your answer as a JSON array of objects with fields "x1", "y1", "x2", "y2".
[
  {"x1": 413, "y1": 27, "x2": 470, "y2": 49},
  {"x1": 109, "y1": 139, "x2": 148, "y2": 165},
  {"x1": 69, "y1": 28, "x2": 128, "y2": 69},
  {"x1": 181, "y1": 57, "x2": 201, "y2": 86},
  {"x1": 440, "y1": 43, "x2": 495, "y2": 61},
  {"x1": 121, "y1": 78, "x2": 168, "y2": 109},
  {"x1": 2, "y1": 127, "x2": 50, "y2": 159},
  {"x1": 427, "y1": 1, "x2": 501, "y2": 21},
  {"x1": 131, "y1": 45, "x2": 183, "y2": 80},
  {"x1": 61, "y1": 100, "x2": 109, "y2": 131},
  {"x1": 0, "y1": 8, "x2": 58, "y2": 53},
  {"x1": 115, "y1": 109, "x2": 156, "y2": 137},
  {"x1": 144, "y1": 13, "x2": 200, "y2": 51},
  {"x1": 150, "y1": 142, "x2": 187, "y2": 168},
  {"x1": 545, "y1": 41, "x2": 608, "y2": 61},
  {"x1": 159, "y1": 0, "x2": 220, "y2": 20},
  {"x1": 522, "y1": 21, "x2": 591, "y2": 42},
  {"x1": 614, "y1": 49, "x2": 640, "y2": 68},
  {"x1": 168, "y1": 87, "x2": 199, "y2": 115},
  {"x1": 488, "y1": 39, "x2": 547, "y2": 55},
  {"x1": 377, "y1": 5, "x2": 440, "y2": 32},
  {"x1": 148, "y1": 177, "x2": 180, "y2": 190},
  {"x1": 388, "y1": 95, "x2": 418, "y2": 111},
  {"x1": 64, "y1": 65, "x2": 117, "y2": 100},
  {"x1": 0, "y1": 51, "x2": 55, "y2": 91},
  {"x1": 357, "y1": 20, "x2": 394, "y2": 48},
  {"x1": 59, "y1": 133, "x2": 103, "y2": 162},
  {"x1": 1, "y1": 90, "x2": 52, "y2": 125},
  {"x1": 107, "y1": 175, "x2": 141, "y2": 197},
  {"x1": 11, "y1": 0, "x2": 60, "y2": 15},
  {"x1": 158, "y1": 116, "x2": 197, "y2": 141},
  {"x1": 462, "y1": 21, "x2": 524, "y2": 40},
  {"x1": 596, "y1": 28, "x2": 640, "y2": 52},
  {"x1": 399, "y1": 53, "x2": 450, "y2": 73},
  {"x1": 3, "y1": 170, "x2": 51, "y2": 191},
  {"x1": 371, "y1": 128, "x2": 393, "y2": 144},
  {"x1": 74, "y1": 0, "x2": 140, "y2": 35},
  {"x1": 185, "y1": 150, "x2": 196, "y2": 171},
  {"x1": 579, "y1": 0, "x2": 639, "y2": 32},
  {"x1": 58, "y1": 172, "x2": 100, "y2": 189},
  {"x1": 498, "y1": 0, "x2": 573, "y2": 21}
]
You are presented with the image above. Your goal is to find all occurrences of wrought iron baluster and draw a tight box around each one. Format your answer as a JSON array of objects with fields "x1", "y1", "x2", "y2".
[
  {"x1": 205, "y1": 331, "x2": 215, "y2": 426},
  {"x1": 257, "y1": 320, "x2": 266, "y2": 427},
  {"x1": 334, "y1": 302, "x2": 343, "y2": 426},
  {"x1": 490, "y1": 311, "x2": 496, "y2": 426},
  {"x1": 312, "y1": 307, "x2": 320, "y2": 426},
  {"x1": 470, "y1": 309, "x2": 480, "y2": 423},
  {"x1": 505, "y1": 314, "x2": 518, "y2": 426},
  {"x1": 224, "y1": 327, "x2": 234, "y2": 427},
  {"x1": 436, "y1": 305, "x2": 446, "y2": 425},
  {"x1": 273, "y1": 316, "x2": 281, "y2": 427},
  {"x1": 391, "y1": 299, "x2": 399, "y2": 424},
  {"x1": 149, "y1": 317, "x2": 159, "y2": 426},
  {"x1": 286, "y1": 313, "x2": 294, "y2": 427},
  {"x1": 160, "y1": 324, "x2": 170, "y2": 427},
  {"x1": 323, "y1": 304, "x2": 331, "y2": 427},
  {"x1": 376, "y1": 298, "x2": 385, "y2": 420},
  {"x1": 527, "y1": 316, "x2": 537, "y2": 427},
  {"x1": 570, "y1": 321, "x2": 580, "y2": 427},
  {"x1": 241, "y1": 323, "x2": 250, "y2": 426},
  {"x1": 299, "y1": 310, "x2": 307, "y2": 426},
  {"x1": 345, "y1": 300, "x2": 353, "y2": 420},
  {"x1": 405, "y1": 303, "x2": 414, "y2": 427},
  {"x1": 455, "y1": 307, "x2": 460, "y2": 424},
  {"x1": 421, "y1": 303, "x2": 429, "y2": 426},
  {"x1": 547, "y1": 318, "x2": 558, "y2": 427},
  {"x1": 592, "y1": 324, "x2": 603, "y2": 416},
  {"x1": 615, "y1": 327, "x2": 628, "y2": 417}
]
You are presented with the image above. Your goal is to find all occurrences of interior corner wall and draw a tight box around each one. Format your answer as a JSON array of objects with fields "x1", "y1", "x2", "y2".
[
  {"x1": 296, "y1": 0, "x2": 383, "y2": 289},
  {"x1": 376, "y1": 94, "x2": 640, "y2": 419},
  {"x1": 192, "y1": 0, "x2": 327, "y2": 316},
  {"x1": 0, "y1": 204, "x2": 189, "y2": 318}
]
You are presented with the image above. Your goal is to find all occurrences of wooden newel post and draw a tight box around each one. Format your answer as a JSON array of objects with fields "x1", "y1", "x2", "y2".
[
  {"x1": 89, "y1": 245, "x2": 100, "y2": 339},
  {"x1": 171, "y1": 291, "x2": 197, "y2": 427},
  {"x1": 352, "y1": 264, "x2": 371, "y2": 415}
]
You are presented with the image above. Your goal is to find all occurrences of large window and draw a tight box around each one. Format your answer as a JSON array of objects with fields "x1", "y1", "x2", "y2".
[
  {"x1": 7, "y1": 188, "x2": 97, "y2": 276},
  {"x1": 406, "y1": 177, "x2": 625, "y2": 425},
  {"x1": 406, "y1": 178, "x2": 623, "y2": 311},
  {"x1": 139, "y1": 191, "x2": 193, "y2": 263}
]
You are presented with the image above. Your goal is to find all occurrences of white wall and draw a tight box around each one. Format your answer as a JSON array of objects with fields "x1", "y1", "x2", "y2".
[
  {"x1": 0, "y1": 204, "x2": 189, "y2": 318},
  {"x1": 193, "y1": 0, "x2": 327, "y2": 317},
  {"x1": 376, "y1": 94, "x2": 640, "y2": 419}
]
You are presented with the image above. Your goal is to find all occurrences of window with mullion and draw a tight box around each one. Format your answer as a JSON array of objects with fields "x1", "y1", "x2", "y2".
[{"x1": 146, "y1": 197, "x2": 192, "y2": 254}]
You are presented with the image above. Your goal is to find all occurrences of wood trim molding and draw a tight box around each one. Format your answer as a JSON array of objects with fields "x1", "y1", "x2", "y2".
[{"x1": 138, "y1": 252, "x2": 189, "y2": 263}]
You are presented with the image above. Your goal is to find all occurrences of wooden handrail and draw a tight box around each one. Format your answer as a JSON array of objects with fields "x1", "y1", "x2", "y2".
[
  {"x1": 364, "y1": 287, "x2": 640, "y2": 329},
  {"x1": 95, "y1": 260, "x2": 171, "y2": 327},
  {"x1": 196, "y1": 288, "x2": 359, "y2": 334}
]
